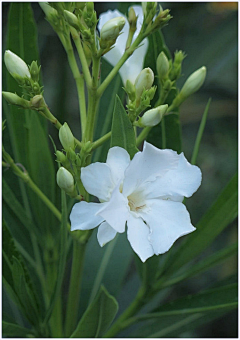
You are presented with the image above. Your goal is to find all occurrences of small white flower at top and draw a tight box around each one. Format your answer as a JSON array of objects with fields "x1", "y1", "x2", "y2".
[
  {"x1": 98, "y1": 6, "x2": 148, "y2": 85},
  {"x1": 70, "y1": 142, "x2": 202, "y2": 262}
]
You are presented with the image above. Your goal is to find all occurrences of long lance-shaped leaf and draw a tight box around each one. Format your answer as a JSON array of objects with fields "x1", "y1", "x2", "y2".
[
  {"x1": 129, "y1": 283, "x2": 237, "y2": 338},
  {"x1": 111, "y1": 95, "x2": 138, "y2": 158},
  {"x1": 70, "y1": 286, "x2": 119, "y2": 338}
]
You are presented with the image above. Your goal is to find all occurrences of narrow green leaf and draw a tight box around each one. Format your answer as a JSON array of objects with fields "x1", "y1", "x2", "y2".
[
  {"x1": 162, "y1": 242, "x2": 237, "y2": 288},
  {"x1": 163, "y1": 173, "x2": 238, "y2": 276},
  {"x1": 27, "y1": 113, "x2": 57, "y2": 233},
  {"x1": 2, "y1": 321, "x2": 33, "y2": 337},
  {"x1": 80, "y1": 231, "x2": 132, "y2": 318},
  {"x1": 111, "y1": 95, "x2": 138, "y2": 159},
  {"x1": 43, "y1": 190, "x2": 68, "y2": 325},
  {"x1": 191, "y1": 98, "x2": 211, "y2": 165},
  {"x1": 130, "y1": 284, "x2": 237, "y2": 338},
  {"x1": 11, "y1": 257, "x2": 40, "y2": 325},
  {"x1": 2, "y1": 179, "x2": 41, "y2": 241},
  {"x1": 71, "y1": 286, "x2": 119, "y2": 338}
]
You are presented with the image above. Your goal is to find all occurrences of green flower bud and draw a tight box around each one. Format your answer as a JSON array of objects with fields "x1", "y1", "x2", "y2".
[
  {"x1": 56, "y1": 167, "x2": 76, "y2": 194},
  {"x1": 30, "y1": 95, "x2": 46, "y2": 110},
  {"x1": 29, "y1": 61, "x2": 40, "y2": 82},
  {"x1": 75, "y1": 2, "x2": 86, "y2": 10},
  {"x1": 128, "y1": 7, "x2": 137, "y2": 31},
  {"x1": 59, "y1": 122, "x2": 75, "y2": 151},
  {"x1": 39, "y1": 2, "x2": 58, "y2": 18},
  {"x1": 2, "y1": 92, "x2": 31, "y2": 109},
  {"x1": 4, "y1": 50, "x2": 30, "y2": 81},
  {"x1": 56, "y1": 150, "x2": 67, "y2": 163},
  {"x1": 125, "y1": 79, "x2": 136, "y2": 102},
  {"x1": 180, "y1": 66, "x2": 207, "y2": 98},
  {"x1": 100, "y1": 16, "x2": 126, "y2": 49},
  {"x1": 86, "y1": 2, "x2": 94, "y2": 13},
  {"x1": 157, "y1": 52, "x2": 169, "y2": 79},
  {"x1": 64, "y1": 10, "x2": 80, "y2": 30},
  {"x1": 135, "y1": 68, "x2": 154, "y2": 100},
  {"x1": 139, "y1": 104, "x2": 168, "y2": 127},
  {"x1": 67, "y1": 148, "x2": 77, "y2": 162}
]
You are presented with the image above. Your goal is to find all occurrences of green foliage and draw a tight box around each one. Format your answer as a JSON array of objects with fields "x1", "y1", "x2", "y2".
[
  {"x1": 70, "y1": 286, "x2": 119, "y2": 338},
  {"x1": 111, "y1": 95, "x2": 139, "y2": 158},
  {"x1": 2, "y1": 321, "x2": 34, "y2": 337},
  {"x1": 130, "y1": 283, "x2": 237, "y2": 337}
]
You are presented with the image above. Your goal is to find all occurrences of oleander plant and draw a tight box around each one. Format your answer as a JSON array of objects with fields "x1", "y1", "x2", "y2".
[{"x1": 2, "y1": 2, "x2": 237, "y2": 338}]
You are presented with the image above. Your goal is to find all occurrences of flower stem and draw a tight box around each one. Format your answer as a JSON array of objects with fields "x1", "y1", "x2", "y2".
[
  {"x1": 64, "y1": 239, "x2": 86, "y2": 337},
  {"x1": 136, "y1": 126, "x2": 152, "y2": 147},
  {"x1": 92, "y1": 131, "x2": 111, "y2": 150},
  {"x1": 39, "y1": 105, "x2": 82, "y2": 149},
  {"x1": 97, "y1": 33, "x2": 144, "y2": 98},
  {"x1": 60, "y1": 33, "x2": 87, "y2": 136},
  {"x1": 70, "y1": 27, "x2": 92, "y2": 89}
]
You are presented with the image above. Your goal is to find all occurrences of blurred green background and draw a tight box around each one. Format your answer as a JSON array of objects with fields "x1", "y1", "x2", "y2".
[{"x1": 2, "y1": 2, "x2": 237, "y2": 338}]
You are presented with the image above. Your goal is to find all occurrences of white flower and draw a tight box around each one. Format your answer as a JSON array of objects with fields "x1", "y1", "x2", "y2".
[
  {"x1": 98, "y1": 6, "x2": 149, "y2": 85},
  {"x1": 70, "y1": 142, "x2": 202, "y2": 262}
]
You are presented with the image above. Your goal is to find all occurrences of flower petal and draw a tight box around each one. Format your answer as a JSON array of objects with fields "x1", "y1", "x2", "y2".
[
  {"x1": 146, "y1": 153, "x2": 202, "y2": 199},
  {"x1": 70, "y1": 201, "x2": 105, "y2": 231},
  {"x1": 127, "y1": 214, "x2": 154, "y2": 262},
  {"x1": 81, "y1": 162, "x2": 114, "y2": 201},
  {"x1": 106, "y1": 146, "x2": 130, "y2": 186},
  {"x1": 122, "y1": 142, "x2": 179, "y2": 197},
  {"x1": 96, "y1": 184, "x2": 129, "y2": 233},
  {"x1": 97, "y1": 221, "x2": 117, "y2": 247},
  {"x1": 140, "y1": 199, "x2": 195, "y2": 255}
]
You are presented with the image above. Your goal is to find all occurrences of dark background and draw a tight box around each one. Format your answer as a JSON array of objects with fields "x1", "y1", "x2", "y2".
[{"x1": 2, "y1": 2, "x2": 238, "y2": 337}]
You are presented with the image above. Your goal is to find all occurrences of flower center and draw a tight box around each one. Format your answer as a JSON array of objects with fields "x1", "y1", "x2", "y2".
[{"x1": 127, "y1": 191, "x2": 146, "y2": 213}]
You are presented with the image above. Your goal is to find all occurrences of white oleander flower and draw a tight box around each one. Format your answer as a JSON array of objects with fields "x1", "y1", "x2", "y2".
[
  {"x1": 70, "y1": 142, "x2": 202, "y2": 262},
  {"x1": 98, "y1": 6, "x2": 149, "y2": 85}
]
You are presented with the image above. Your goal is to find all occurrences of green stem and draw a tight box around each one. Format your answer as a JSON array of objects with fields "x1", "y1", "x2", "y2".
[
  {"x1": 92, "y1": 131, "x2": 111, "y2": 150},
  {"x1": 70, "y1": 27, "x2": 92, "y2": 89},
  {"x1": 39, "y1": 105, "x2": 82, "y2": 149},
  {"x1": 103, "y1": 285, "x2": 148, "y2": 338},
  {"x1": 161, "y1": 116, "x2": 166, "y2": 149},
  {"x1": 61, "y1": 34, "x2": 87, "y2": 136},
  {"x1": 97, "y1": 33, "x2": 145, "y2": 98},
  {"x1": 136, "y1": 126, "x2": 152, "y2": 147},
  {"x1": 65, "y1": 240, "x2": 86, "y2": 337}
]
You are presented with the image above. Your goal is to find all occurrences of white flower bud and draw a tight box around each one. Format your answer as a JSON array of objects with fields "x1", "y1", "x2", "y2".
[
  {"x1": 180, "y1": 66, "x2": 207, "y2": 98},
  {"x1": 57, "y1": 167, "x2": 75, "y2": 194},
  {"x1": 100, "y1": 16, "x2": 126, "y2": 48},
  {"x1": 59, "y1": 122, "x2": 75, "y2": 151},
  {"x1": 134, "y1": 67, "x2": 154, "y2": 100},
  {"x1": 157, "y1": 52, "x2": 169, "y2": 79},
  {"x1": 2, "y1": 91, "x2": 30, "y2": 109},
  {"x1": 140, "y1": 104, "x2": 168, "y2": 127},
  {"x1": 4, "y1": 50, "x2": 30, "y2": 79}
]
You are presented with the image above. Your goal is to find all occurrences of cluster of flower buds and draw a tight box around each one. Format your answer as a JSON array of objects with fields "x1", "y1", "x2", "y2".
[
  {"x1": 56, "y1": 123, "x2": 82, "y2": 198},
  {"x1": 142, "y1": 3, "x2": 172, "y2": 34},
  {"x1": 3, "y1": 50, "x2": 42, "y2": 107},
  {"x1": 125, "y1": 68, "x2": 156, "y2": 122},
  {"x1": 156, "y1": 48, "x2": 206, "y2": 111}
]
